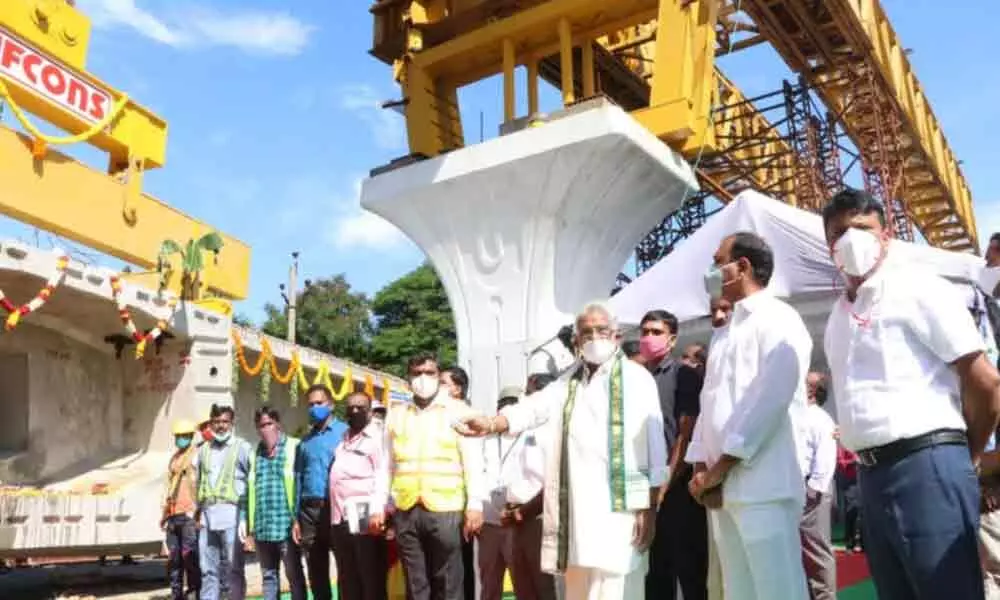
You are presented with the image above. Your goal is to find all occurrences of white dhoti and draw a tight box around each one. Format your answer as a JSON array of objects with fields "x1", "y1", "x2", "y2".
[
  {"x1": 707, "y1": 513, "x2": 724, "y2": 600},
  {"x1": 711, "y1": 500, "x2": 808, "y2": 600},
  {"x1": 564, "y1": 554, "x2": 648, "y2": 600}
]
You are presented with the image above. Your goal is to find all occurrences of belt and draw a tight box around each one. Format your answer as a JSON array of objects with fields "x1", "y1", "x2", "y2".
[
  {"x1": 300, "y1": 497, "x2": 327, "y2": 508},
  {"x1": 856, "y1": 429, "x2": 967, "y2": 469}
]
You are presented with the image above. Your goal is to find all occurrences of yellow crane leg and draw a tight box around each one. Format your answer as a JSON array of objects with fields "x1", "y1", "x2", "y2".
[
  {"x1": 395, "y1": 58, "x2": 463, "y2": 157},
  {"x1": 631, "y1": 0, "x2": 719, "y2": 155},
  {"x1": 0, "y1": 126, "x2": 251, "y2": 300}
]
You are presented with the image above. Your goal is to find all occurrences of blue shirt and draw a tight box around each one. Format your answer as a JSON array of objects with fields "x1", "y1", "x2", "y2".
[{"x1": 295, "y1": 418, "x2": 348, "y2": 512}]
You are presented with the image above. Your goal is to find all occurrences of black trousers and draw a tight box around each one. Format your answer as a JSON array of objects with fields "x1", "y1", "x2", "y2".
[
  {"x1": 394, "y1": 505, "x2": 464, "y2": 600},
  {"x1": 299, "y1": 500, "x2": 333, "y2": 600},
  {"x1": 331, "y1": 523, "x2": 388, "y2": 600},
  {"x1": 646, "y1": 468, "x2": 708, "y2": 600},
  {"x1": 462, "y1": 538, "x2": 475, "y2": 600},
  {"x1": 164, "y1": 514, "x2": 200, "y2": 599}
]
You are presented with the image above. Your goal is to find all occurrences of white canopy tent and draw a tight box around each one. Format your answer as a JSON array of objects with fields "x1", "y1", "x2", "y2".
[{"x1": 611, "y1": 189, "x2": 985, "y2": 328}]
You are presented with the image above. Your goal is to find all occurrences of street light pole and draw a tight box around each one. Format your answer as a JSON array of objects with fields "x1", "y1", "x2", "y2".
[{"x1": 287, "y1": 252, "x2": 299, "y2": 344}]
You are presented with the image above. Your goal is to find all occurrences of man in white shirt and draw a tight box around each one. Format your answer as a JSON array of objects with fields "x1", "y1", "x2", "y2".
[
  {"x1": 685, "y1": 231, "x2": 811, "y2": 600},
  {"x1": 462, "y1": 301, "x2": 667, "y2": 599},
  {"x1": 479, "y1": 386, "x2": 522, "y2": 600},
  {"x1": 821, "y1": 188, "x2": 1000, "y2": 599},
  {"x1": 796, "y1": 372, "x2": 837, "y2": 600},
  {"x1": 503, "y1": 374, "x2": 557, "y2": 600}
]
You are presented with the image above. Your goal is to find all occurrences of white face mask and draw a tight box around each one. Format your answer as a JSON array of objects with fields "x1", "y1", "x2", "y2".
[
  {"x1": 581, "y1": 339, "x2": 617, "y2": 365},
  {"x1": 980, "y1": 266, "x2": 1000, "y2": 296},
  {"x1": 410, "y1": 374, "x2": 440, "y2": 399},
  {"x1": 833, "y1": 228, "x2": 883, "y2": 278}
]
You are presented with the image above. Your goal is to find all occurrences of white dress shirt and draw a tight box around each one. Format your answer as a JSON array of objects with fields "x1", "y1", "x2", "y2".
[
  {"x1": 504, "y1": 422, "x2": 550, "y2": 505},
  {"x1": 483, "y1": 433, "x2": 521, "y2": 524},
  {"x1": 501, "y1": 356, "x2": 667, "y2": 575},
  {"x1": 794, "y1": 404, "x2": 837, "y2": 494},
  {"x1": 825, "y1": 248, "x2": 985, "y2": 452},
  {"x1": 686, "y1": 289, "x2": 813, "y2": 505}
]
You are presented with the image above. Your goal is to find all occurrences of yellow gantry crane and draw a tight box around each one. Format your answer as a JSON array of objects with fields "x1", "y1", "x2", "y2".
[
  {"x1": 0, "y1": 0, "x2": 251, "y2": 299},
  {"x1": 369, "y1": 0, "x2": 978, "y2": 253}
]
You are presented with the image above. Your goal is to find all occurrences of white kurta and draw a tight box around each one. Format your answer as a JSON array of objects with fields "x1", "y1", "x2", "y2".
[
  {"x1": 501, "y1": 355, "x2": 667, "y2": 589},
  {"x1": 685, "y1": 289, "x2": 812, "y2": 600}
]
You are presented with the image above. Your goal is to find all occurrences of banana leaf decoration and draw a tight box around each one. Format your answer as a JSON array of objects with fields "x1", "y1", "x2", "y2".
[{"x1": 156, "y1": 232, "x2": 224, "y2": 300}]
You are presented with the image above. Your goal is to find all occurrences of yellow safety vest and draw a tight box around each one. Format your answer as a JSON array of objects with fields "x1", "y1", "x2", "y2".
[
  {"x1": 247, "y1": 436, "x2": 300, "y2": 534},
  {"x1": 389, "y1": 399, "x2": 467, "y2": 512}
]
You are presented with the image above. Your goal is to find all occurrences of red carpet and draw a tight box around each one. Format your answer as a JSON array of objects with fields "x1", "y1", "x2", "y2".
[{"x1": 836, "y1": 549, "x2": 871, "y2": 589}]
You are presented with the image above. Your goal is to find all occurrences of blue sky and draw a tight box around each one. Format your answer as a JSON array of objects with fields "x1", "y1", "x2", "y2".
[{"x1": 1, "y1": 0, "x2": 996, "y2": 322}]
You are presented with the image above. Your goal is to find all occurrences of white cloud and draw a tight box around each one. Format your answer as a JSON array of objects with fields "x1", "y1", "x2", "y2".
[
  {"x1": 338, "y1": 84, "x2": 407, "y2": 151},
  {"x1": 79, "y1": 0, "x2": 314, "y2": 56},
  {"x1": 327, "y1": 178, "x2": 411, "y2": 251}
]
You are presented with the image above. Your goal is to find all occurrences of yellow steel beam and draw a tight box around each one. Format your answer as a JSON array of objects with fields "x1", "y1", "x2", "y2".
[
  {"x1": 0, "y1": 126, "x2": 251, "y2": 299},
  {"x1": 412, "y1": 0, "x2": 659, "y2": 85},
  {"x1": 0, "y1": 1, "x2": 167, "y2": 170},
  {"x1": 739, "y1": 0, "x2": 977, "y2": 251},
  {"x1": 832, "y1": 0, "x2": 976, "y2": 249}
]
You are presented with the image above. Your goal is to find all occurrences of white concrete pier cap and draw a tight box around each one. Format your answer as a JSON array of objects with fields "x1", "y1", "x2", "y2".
[{"x1": 360, "y1": 102, "x2": 698, "y2": 413}]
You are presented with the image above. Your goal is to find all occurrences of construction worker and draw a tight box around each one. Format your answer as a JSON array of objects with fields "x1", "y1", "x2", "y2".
[
  {"x1": 246, "y1": 407, "x2": 307, "y2": 600},
  {"x1": 198, "y1": 408, "x2": 214, "y2": 446},
  {"x1": 387, "y1": 353, "x2": 485, "y2": 600},
  {"x1": 162, "y1": 419, "x2": 201, "y2": 600},
  {"x1": 196, "y1": 403, "x2": 252, "y2": 600}
]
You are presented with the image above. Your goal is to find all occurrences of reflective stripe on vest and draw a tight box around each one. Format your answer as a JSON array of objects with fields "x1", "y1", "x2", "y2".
[
  {"x1": 390, "y1": 403, "x2": 466, "y2": 512},
  {"x1": 198, "y1": 442, "x2": 240, "y2": 505},
  {"x1": 247, "y1": 437, "x2": 299, "y2": 533}
]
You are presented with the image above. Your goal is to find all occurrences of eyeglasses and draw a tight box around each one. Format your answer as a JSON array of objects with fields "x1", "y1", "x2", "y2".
[{"x1": 577, "y1": 325, "x2": 613, "y2": 340}]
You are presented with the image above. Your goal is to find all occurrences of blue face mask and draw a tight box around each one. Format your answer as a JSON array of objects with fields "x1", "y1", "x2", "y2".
[
  {"x1": 309, "y1": 404, "x2": 332, "y2": 424},
  {"x1": 175, "y1": 436, "x2": 192, "y2": 450},
  {"x1": 214, "y1": 430, "x2": 232, "y2": 443}
]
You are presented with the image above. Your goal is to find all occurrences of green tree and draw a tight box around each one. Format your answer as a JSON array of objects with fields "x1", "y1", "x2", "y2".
[
  {"x1": 232, "y1": 313, "x2": 255, "y2": 328},
  {"x1": 261, "y1": 275, "x2": 372, "y2": 363},
  {"x1": 369, "y1": 262, "x2": 456, "y2": 376}
]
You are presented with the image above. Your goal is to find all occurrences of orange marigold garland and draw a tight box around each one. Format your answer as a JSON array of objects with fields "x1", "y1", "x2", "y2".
[
  {"x1": 265, "y1": 339, "x2": 300, "y2": 385},
  {"x1": 1, "y1": 252, "x2": 69, "y2": 331},
  {"x1": 232, "y1": 329, "x2": 268, "y2": 376},
  {"x1": 109, "y1": 275, "x2": 178, "y2": 358}
]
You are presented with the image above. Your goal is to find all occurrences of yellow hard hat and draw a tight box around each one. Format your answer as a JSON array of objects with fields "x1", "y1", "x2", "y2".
[{"x1": 172, "y1": 419, "x2": 196, "y2": 436}]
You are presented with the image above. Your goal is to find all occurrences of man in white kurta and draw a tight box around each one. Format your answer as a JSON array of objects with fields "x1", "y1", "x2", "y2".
[
  {"x1": 686, "y1": 232, "x2": 811, "y2": 600},
  {"x1": 463, "y1": 302, "x2": 667, "y2": 600}
]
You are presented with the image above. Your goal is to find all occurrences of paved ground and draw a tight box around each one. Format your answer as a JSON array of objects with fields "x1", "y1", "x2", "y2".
[{"x1": 0, "y1": 557, "x2": 279, "y2": 599}]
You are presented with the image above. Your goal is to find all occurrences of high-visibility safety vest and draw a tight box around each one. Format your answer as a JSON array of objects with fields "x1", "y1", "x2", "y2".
[
  {"x1": 388, "y1": 399, "x2": 467, "y2": 512},
  {"x1": 246, "y1": 436, "x2": 300, "y2": 533},
  {"x1": 197, "y1": 441, "x2": 242, "y2": 505}
]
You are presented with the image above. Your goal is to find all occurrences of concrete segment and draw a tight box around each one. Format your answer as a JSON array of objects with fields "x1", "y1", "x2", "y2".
[{"x1": 361, "y1": 100, "x2": 698, "y2": 411}]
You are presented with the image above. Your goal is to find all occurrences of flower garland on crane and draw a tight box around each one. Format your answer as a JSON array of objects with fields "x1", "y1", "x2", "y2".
[
  {"x1": 229, "y1": 329, "x2": 397, "y2": 406},
  {"x1": 109, "y1": 275, "x2": 178, "y2": 358},
  {"x1": 0, "y1": 251, "x2": 69, "y2": 331}
]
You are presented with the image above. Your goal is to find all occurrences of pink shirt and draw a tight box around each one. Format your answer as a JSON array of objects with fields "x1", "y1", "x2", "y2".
[{"x1": 329, "y1": 425, "x2": 389, "y2": 525}]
